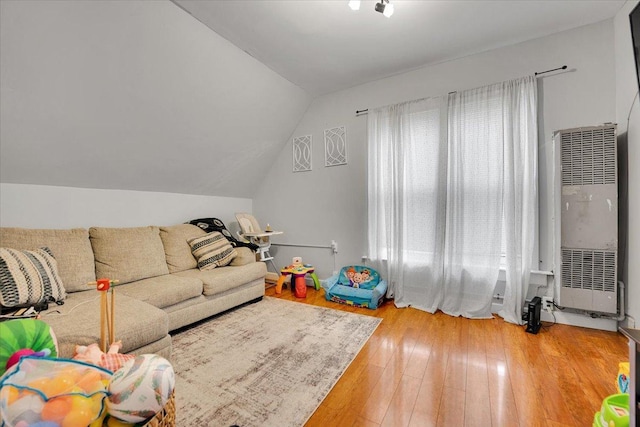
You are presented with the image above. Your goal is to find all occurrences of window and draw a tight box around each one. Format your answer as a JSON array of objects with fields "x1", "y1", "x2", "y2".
[{"x1": 368, "y1": 76, "x2": 538, "y2": 323}]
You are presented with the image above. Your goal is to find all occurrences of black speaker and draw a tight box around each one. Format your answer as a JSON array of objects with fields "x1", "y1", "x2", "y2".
[{"x1": 525, "y1": 296, "x2": 542, "y2": 334}]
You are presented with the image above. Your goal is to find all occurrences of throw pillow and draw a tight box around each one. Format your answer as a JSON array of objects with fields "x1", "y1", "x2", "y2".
[
  {"x1": 0, "y1": 227, "x2": 96, "y2": 293},
  {"x1": 0, "y1": 247, "x2": 66, "y2": 308},
  {"x1": 188, "y1": 232, "x2": 238, "y2": 271}
]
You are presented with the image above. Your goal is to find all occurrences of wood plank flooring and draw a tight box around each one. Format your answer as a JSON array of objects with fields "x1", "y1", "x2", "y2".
[{"x1": 265, "y1": 286, "x2": 629, "y2": 427}]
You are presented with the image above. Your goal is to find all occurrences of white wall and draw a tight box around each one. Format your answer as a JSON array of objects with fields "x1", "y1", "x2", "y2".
[
  {"x1": 615, "y1": 0, "x2": 640, "y2": 328},
  {"x1": 0, "y1": 183, "x2": 250, "y2": 229},
  {"x1": 0, "y1": 0, "x2": 310, "y2": 198},
  {"x1": 254, "y1": 20, "x2": 618, "y2": 328}
]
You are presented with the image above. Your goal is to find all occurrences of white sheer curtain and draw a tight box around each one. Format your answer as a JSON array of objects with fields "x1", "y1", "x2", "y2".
[
  {"x1": 498, "y1": 77, "x2": 538, "y2": 325},
  {"x1": 367, "y1": 76, "x2": 537, "y2": 322},
  {"x1": 443, "y1": 84, "x2": 506, "y2": 318},
  {"x1": 367, "y1": 96, "x2": 448, "y2": 312}
]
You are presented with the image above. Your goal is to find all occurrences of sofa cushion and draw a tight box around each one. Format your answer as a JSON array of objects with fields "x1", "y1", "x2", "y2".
[
  {"x1": 174, "y1": 262, "x2": 266, "y2": 296},
  {"x1": 40, "y1": 291, "x2": 168, "y2": 358},
  {"x1": 229, "y1": 247, "x2": 256, "y2": 267},
  {"x1": 90, "y1": 226, "x2": 169, "y2": 284},
  {"x1": 116, "y1": 274, "x2": 203, "y2": 309},
  {"x1": 0, "y1": 247, "x2": 66, "y2": 307},
  {"x1": 159, "y1": 224, "x2": 206, "y2": 273},
  {"x1": 0, "y1": 228, "x2": 95, "y2": 293},
  {"x1": 188, "y1": 232, "x2": 237, "y2": 270}
]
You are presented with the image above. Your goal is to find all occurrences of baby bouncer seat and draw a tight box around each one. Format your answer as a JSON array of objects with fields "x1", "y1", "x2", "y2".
[{"x1": 321, "y1": 265, "x2": 387, "y2": 309}]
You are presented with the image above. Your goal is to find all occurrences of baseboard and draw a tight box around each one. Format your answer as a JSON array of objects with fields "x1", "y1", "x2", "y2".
[
  {"x1": 492, "y1": 301, "x2": 618, "y2": 331},
  {"x1": 265, "y1": 272, "x2": 279, "y2": 283},
  {"x1": 540, "y1": 310, "x2": 617, "y2": 332}
]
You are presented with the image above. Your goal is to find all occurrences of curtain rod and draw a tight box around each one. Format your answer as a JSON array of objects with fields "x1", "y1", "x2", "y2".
[
  {"x1": 535, "y1": 65, "x2": 567, "y2": 76},
  {"x1": 356, "y1": 66, "x2": 568, "y2": 115}
]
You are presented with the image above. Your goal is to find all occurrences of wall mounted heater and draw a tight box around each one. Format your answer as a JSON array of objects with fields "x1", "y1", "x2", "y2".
[{"x1": 556, "y1": 124, "x2": 618, "y2": 314}]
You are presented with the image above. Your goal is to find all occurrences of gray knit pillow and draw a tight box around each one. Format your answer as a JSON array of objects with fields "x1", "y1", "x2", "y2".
[
  {"x1": 0, "y1": 247, "x2": 66, "y2": 307},
  {"x1": 188, "y1": 232, "x2": 237, "y2": 270}
]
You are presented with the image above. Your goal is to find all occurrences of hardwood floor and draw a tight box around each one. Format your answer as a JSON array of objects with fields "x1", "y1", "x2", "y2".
[{"x1": 265, "y1": 286, "x2": 629, "y2": 427}]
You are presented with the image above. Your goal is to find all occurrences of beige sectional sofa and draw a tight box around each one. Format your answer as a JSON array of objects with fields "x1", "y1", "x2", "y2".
[{"x1": 0, "y1": 224, "x2": 266, "y2": 359}]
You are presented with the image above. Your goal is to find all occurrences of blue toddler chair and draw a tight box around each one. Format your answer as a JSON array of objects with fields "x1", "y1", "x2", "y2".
[{"x1": 321, "y1": 265, "x2": 387, "y2": 309}]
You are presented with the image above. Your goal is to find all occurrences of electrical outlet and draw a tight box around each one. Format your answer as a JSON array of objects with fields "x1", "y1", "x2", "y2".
[
  {"x1": 331, "y1": 240, "x2": 338, "y2": 254},
  {"x1": 541, "y1": 296, "x2": 553, "y2": 313}
]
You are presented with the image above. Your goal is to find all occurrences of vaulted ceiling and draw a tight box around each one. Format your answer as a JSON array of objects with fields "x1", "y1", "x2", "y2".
[{"x1": 0, "y1": 0, "x2": 624, "y2": 198}]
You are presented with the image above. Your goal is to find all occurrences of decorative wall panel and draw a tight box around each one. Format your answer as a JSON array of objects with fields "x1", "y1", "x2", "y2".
[
  {"x1": 293, "y1": 135, "x2": 312, "y2": 172},
  {"x1": 324, "y1": 126, "x2": 347, "y2": 167}
]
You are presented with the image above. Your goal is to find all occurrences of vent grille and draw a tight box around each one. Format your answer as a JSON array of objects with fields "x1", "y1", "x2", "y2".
[
  {"x1": 561, "y1": 126, "x2": 616, "y2": 186},
  {"x1": 561, "y1": 249, "x2": 616, "y2": 292}
]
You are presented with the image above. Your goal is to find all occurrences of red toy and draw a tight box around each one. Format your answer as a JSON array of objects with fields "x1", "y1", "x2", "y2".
[{"x1": 275, "y1": 264, "x2": 320, "y2": 298}]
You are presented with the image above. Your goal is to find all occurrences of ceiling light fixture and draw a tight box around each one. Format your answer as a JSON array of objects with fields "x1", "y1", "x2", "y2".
[
  {"x1": 375, "y1": 0, "x2": 394, "y2": 18},
  {"x1": 348, "y1": 0, "x2": 361, "y2": 11}
]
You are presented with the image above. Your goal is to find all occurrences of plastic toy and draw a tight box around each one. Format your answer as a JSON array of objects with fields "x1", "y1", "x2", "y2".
[
  {"x1": 593, "y1": 393, "x2": 629, "y2": 427},
  {"x1": 88, "y1": 278, "x2": 120, "y2": 352},
  {"x1": 0, "y1": 318, "x2": 58, "y2": 376},
  {"x1": 107, "y1": 354, "x2": 175, "y2": 423},
  {"x1": 73, "y1": 341, "x2": 135, "y2": 372},
  {"x1": 617, "y1": 362, "x2": 630, "y2": 393},
  {"x1": 0, "y1": 356, "x2": 111, "y2": 427},
  {"x1": 321, "y1": 265, "x2": 387, "y2": 309},
  {"x1": 275, "y1": 264, "x2": 320, "y2": 297},
  {"x1": 6, "y1": 349, "x2": 49, "y2": 373}
]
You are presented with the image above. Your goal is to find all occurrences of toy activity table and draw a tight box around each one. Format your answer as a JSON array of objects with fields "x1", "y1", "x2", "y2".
[{"x1": 275, "y1": 264, "x2": 320, "y2": 297}]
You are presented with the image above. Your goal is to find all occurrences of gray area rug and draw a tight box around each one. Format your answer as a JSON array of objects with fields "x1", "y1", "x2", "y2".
[{"x1": 171, "y1": 296, "x2": 381, "y2": 427}]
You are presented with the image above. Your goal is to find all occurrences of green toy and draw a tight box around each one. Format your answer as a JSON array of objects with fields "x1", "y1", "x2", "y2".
[
  {"x1": 0, "y1": 318, "x2": 58, "y2": 376},
  {"x1": 593, "y1": 393, "x2": 629, "y2": 427}
]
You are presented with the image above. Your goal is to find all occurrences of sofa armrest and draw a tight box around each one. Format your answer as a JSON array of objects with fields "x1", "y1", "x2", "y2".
[
  {"x1": 372, "y1": 280, "x2": 388, "y2": 300},
  {"x1": 230, "y1": 247, "x2": 256, "y2": 266},
  {"x1": 321, "y1": 274, "x2": 339, "y2": 293}
]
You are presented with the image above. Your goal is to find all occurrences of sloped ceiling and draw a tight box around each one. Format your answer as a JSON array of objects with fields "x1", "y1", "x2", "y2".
[
  {"x1": 0, "y1": 0, "x2": 311, "y2": 198},
  {"x1": 0, "y1": 0, "x2": 624, "y2": 198}
]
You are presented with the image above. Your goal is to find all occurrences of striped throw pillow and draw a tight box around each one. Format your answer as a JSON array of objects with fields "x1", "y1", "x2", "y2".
[
  {"x1": 0, "y1": 247, "x2": 66, "y2": 308},
  {"x1": 188, "y1": 232, "x2": 238, "y2": 270}
]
